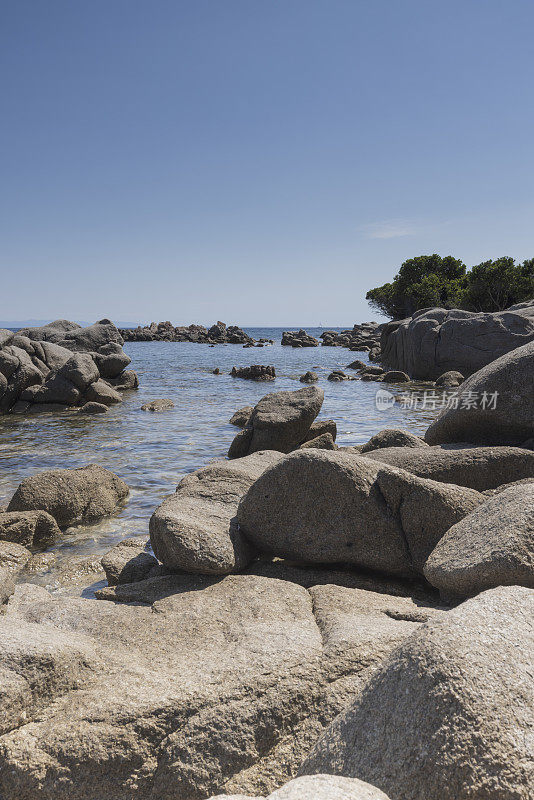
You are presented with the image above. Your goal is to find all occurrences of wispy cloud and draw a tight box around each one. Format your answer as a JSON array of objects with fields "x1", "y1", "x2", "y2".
[{"x1": 361, "y1": 220, "x2": 418, "y2": 240}]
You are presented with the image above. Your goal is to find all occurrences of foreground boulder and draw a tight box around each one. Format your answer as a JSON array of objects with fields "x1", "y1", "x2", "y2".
[
  {"x1": 150, "y1": 451, "x2": 282, "y2": 574},
  {"x1": 365, "y1": 445, "x2": 534, "y2": 491},
  {"x1": 0, "y1": 510, "x2": 60, "y2": 548},
  {"x1": 300, "y1": 585, "x2": 534, "y2": 800},
  {"x1": 7, "y1": 465, "x2": 129, "y2": 527},
  {"x1": 0, "y1": 575, "x2": 324, "y2": 799},
  {"x1": 424, "y1": 483, "x2": 534, "y2": 600},
  {"x1": 425, "y1": 339, "x2": 534, "y2": 445},
  {"x1": 210, "y1": 775, "x2": 392, "y2": 799},
  {"x1": 228, "y1": 387, "x2": 324, "y2": 459},
  {"x1": 237, "y1": 451, "x2": 482, "y2": 578},
  {"x1": 380, "y1": 302, "x2": 534, "y2": 379}
]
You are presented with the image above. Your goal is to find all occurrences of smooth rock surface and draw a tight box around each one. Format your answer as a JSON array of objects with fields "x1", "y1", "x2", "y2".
[
  {"x1": 210, "y1": 774, "x2": 392, "y2": 799},
  {"x1": 301, "y1": 586, "x2": 534, "y2": 800},
  {"x1": 425, "y1": 338, "x2": 534, "y2": 445},
  {"x1": 7, "y1": 465, "x2": 129, "y2": 527},
  {"x1": 237, "y1": 451, "x2": 482, "y2": 578},
  {"x1": 365, "y1": 444, "x2": 534, "y2": 491},
  {"x1": 424, "y1": 483, "x2": 534, "y2": 599},
  {"x1": 150, "y1": 451, "x2": 282, "y2": 574}
]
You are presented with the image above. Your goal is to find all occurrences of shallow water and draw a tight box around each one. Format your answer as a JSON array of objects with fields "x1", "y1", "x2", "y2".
[{"x1": 0, "y1": 328, "x2": 440, "y2": 575}]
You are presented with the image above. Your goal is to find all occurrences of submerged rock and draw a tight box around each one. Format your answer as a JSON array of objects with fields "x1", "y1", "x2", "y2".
[{"x1": 141, "y1": 398, "x2": 174, "y2": 412}]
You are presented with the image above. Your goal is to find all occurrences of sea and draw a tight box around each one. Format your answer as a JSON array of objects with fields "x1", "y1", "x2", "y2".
[{"x1": 0, "y1": 328, "x2": 440, "y2": 581}]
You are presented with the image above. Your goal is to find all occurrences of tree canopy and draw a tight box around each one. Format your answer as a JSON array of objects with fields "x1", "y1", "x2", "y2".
[{"x1": 366, "y1": 255, "x2": 534, "y2": 319}]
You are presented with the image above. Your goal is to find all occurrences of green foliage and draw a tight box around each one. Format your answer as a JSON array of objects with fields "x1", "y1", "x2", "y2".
[
  {"x1": 366, "y1": 255, "x2": 467, "y2": 318},
  {"x1": 367, "y1": 255, "x2": 534, "y2": 319}
]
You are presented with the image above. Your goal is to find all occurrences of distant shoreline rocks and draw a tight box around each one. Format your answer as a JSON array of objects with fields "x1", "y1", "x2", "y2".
[{"x1": 120, "y1": 320, "x2": 274, "y2": 346}]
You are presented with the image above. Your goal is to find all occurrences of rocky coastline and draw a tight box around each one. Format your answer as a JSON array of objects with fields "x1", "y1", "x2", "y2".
[
  {"x1": 120, "y1": 320, "x2": 273, "y2": 346},
  {"x1": 0, "y1": 308, "x2": 533, "y2": 800},
  {"x1": 0, "y1": 319, "x2": 138, "y2": 415}
]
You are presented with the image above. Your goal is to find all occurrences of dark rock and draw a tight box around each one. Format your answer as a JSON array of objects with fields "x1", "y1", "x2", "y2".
[
  {"x1": 230, "y1": 365, "x2": 276, "y2": 381},
  {"x1": 78, "y1": 401, "x2": 108, "y2": 415},
  {"x1": 299, "y1": 371, "x2": 318, "y2": 383}
]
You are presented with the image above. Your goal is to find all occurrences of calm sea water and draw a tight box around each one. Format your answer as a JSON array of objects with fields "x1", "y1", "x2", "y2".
[{"x1": 0, "y1": 328, "x2": 439, "y2": 575}]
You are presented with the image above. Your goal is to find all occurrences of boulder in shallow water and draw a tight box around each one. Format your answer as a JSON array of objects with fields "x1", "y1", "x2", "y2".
[
  {"x1": 228, "y1": 387, "x2": 324, "y2": 459},
  {"x1": 300, "y1": 585, "x2": 534, "y2": 800},
  {"x1": 299, "y1": 371, "x2": 318, "y2": 383},
  {"x1": 150, "y1": 451, "x2": 282, "y2": 574},
  {"x1": 141, "y1": 398, "x2": 174, "y2": 412},
  {"x1": 424, "y1": 482, "x2": 534, "y2": 600},
  {"x1": 229, "y1": 406, "x2": 253, "y2": 427},
  {"x1": 7, "y1": 465, "x2": 129, "y2": 527},
  {"x1": 435, "y1": 370, "x2": 464, "y2": 387},
  {"x1": 78, "y1": 401, "x2": 108, "y2": 414},
  {"x1": 83, "y1": 379, "x2": 122, "y2": 406}
]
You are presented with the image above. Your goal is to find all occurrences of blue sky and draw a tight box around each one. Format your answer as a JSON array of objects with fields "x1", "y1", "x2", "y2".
[{"x1": 1, "y1": 0, "x2": 533, "y2": 326}]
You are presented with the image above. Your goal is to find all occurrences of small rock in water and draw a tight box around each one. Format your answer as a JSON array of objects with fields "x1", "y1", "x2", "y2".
[
  {"x1": 299, "y1": 371, "x2": 318, "y2": 383},
  {"x1": 230, "y1": 365, "x2": 276, "y2": 381},
  {"x1": 212, "y1": 368, "x2": 221, "y2": 375},
  {"x1": 78, "y1": 401, "x2": 108, "y2": 414},
  {"x1": 382, "y1": 370, "x2": 410, "y2": 383},
  {"x1": 141, "y1": 398, "x2": 175, "y2": 412}
]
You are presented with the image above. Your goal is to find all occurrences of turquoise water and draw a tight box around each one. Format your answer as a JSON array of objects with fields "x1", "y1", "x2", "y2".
[{"x1": 0, "y1": 329, "x2": 438, "y2": 570}]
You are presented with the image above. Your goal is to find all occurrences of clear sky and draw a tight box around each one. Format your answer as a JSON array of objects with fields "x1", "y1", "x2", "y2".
[{"x1": 1, "y1": 0, "x2": 533, "y2": 326}]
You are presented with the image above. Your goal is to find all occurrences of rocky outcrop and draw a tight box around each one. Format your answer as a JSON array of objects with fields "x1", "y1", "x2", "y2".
[
  {"x1": 0, "y1": 320, "x2": 137, "y2": 414},
  {"x1": 150, "y1": 451, "x2": 282, "y2": 574},
  {"x1": 380, "y1": 302, "x2": 534, "y2": 380},
  {"x1": 425, "y1": 339, "x2": 534, "y2": 445},
  {"x1": 7, "y1": 465, "x2": 129, "y2": 527},
  {"x1": 210, "y1": 775, "x2": 392, "y2": 799},
  {"x1": 300, "y1": 586, "x2": 534, "y2": 800},
  {"x1": 120, "y1": 320, "x2": 263, "y2": 345},
  {"x1": 237, "y1": 451, "x2": 482, "y2": 578},
  {"x1": 364, "y1": 445, "x2": 534, "y2": 491},
  {"x1": 231, "y1": 365, "x2": 276, "y2": 381},
  {"x1": 228, "y1": 387, "x2": 324, "y2": 459},
  {"x1": 424, "y1": 483, "x2": 534, "y2": 600},
  {"x1": 0, "y1": 511, "x2": 60, "y2": 548},
  {"x1": 281, "y1": 330, "x2": 319, "y2": 347},
  {"x1": 321, "y1": 323, "x2": 383, "y2": 355}
]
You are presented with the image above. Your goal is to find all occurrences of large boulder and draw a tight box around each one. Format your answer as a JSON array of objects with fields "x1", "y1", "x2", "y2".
[
  {"x1": 364, "y1": 445, "x2": 534, "y2": 491},
  {"x1": 0, "y1": 510, "x2": 60, "y2": 548},
  {"x1": 300, "y1": 586, "x2": 534, "y2": 800},
  {"x1": 380, "y1": 303, "x2": 534, "y2": 380},
  {"x1": 425, "y1": 339, "x2": 534, "y2": 445},
  {"x1": 424, "y1": 483, "x2": 534, "y2": 600},
  {"x1": 0, "y1": 575, "x2": 324, "y2": 799},
  {"x1": 18, "y1": 318, "x2": 124, "y2": 352},
  {"x1": 7, "y1": 465, "x2": 129, "y2": 527},
  {"x1": 236, "y1": 451, "x2": 482, "y2": 578},
  {"x1": 210, "y1": 775, "x2": 392, "y2": 799},
  {"x1": 150, "y1": 451, "x2": 282, "y2": 574},
  {"x1": 228, "y1": 387, "x2": 324, "y2": 459}
]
